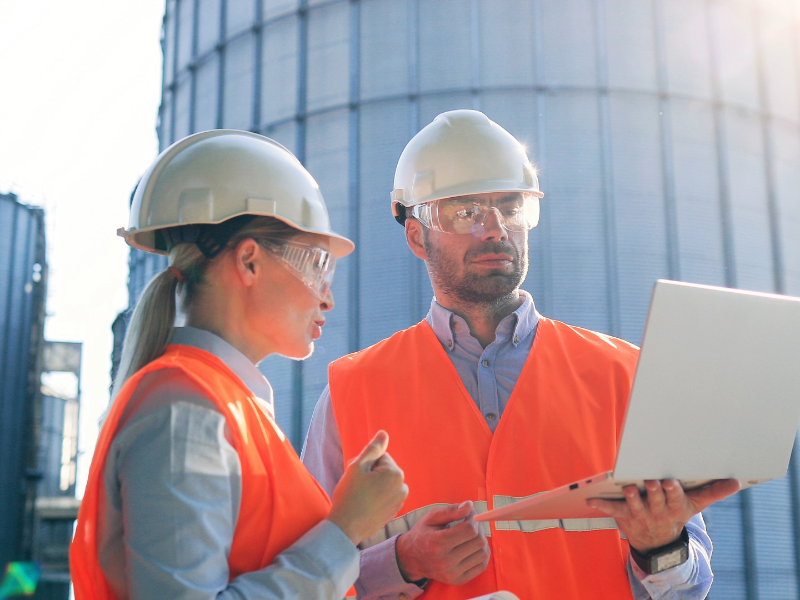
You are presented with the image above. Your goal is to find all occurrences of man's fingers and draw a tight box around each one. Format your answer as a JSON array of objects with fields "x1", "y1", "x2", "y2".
[
  {"x1": 645, "y1": 480, "x2": 666, "y2": 512},
  {"x1": 454, "y1": 539, "x2": 491, "y2": 571},
  {"x1": 434, "y1": 516, "x2": 484, "y2": 548},
  {"x1": 623, "y1": 485, "x2": 647, "y2": 517},
  {"x1": 431, "y1": 528, "x2": 487, "y2": 568},
  {"x1": 354, "y1": 430, "x2": 390, "y2": 470},
  {"x1": 587, "y1": 498, "x2": 629, "y2": 519},
  {"x1": 453, "y1": 554, "x2": 491, "y2": 585},
  {"x1": 661, "y1": 478, "x2": 686, "y2": 509},
  {"x1": 687, "y1": 478, "x2": 741, "y2": 511},
  {"x1": 441, "y1": 537, "x2": 491, "y2": 585},
  {"x1": 421, "y1": 501, "x2": 475, "y2": 527}
]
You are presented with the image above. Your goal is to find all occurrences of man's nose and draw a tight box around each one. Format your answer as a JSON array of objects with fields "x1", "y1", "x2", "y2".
[
  {"x1": 478, "y1": 207, "x2": 509, "y2": 241},
  {"x1": 321, "y1": 289, "x2": 334, "y2": 311}
]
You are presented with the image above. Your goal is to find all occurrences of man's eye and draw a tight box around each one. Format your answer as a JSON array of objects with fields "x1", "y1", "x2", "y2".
[{"x1": 454, "y1": 209, "x2": 471, "y2": 220}]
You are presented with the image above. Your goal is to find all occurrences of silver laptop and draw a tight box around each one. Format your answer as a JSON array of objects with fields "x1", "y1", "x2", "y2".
[{"x1": 477, "y1": 280, "x2": 800, "y2": 523}]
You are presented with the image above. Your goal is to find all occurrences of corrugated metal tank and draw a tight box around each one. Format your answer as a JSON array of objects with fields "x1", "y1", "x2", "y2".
[
  {"x1": 34, "y1": 341, "x2": 81, "y2": 600},
  {"x1": 35, "y1": 391, "x2": 77, "y2": 600},
  {"x1": 38, "y1": 342, "x2": 82, "y2": 498},
  {"x1": 130, "y1": 0, "x2": 800, "y2": 596},
  {"x1": 37, "y1": 392, "x2": 78, "y2": 498},
  {"x1": 0, "y1": 192, "x2": 47, "y2": 569}
]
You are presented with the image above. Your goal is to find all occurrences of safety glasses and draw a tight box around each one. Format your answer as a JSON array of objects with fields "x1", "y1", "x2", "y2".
[
  {"x1": 256, "y1": 238, "x2": 336, "y2": 300},
  {"x1": 409, "y1": 193, "x2": 539, "y2": 234}
]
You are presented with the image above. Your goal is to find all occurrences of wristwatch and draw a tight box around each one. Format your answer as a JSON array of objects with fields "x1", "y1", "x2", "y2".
[{"x1": 629, "y1": 527, "x2": 690, "y2": 575}]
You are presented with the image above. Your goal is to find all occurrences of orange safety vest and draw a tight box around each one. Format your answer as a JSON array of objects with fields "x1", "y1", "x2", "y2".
[
  {"x1": 71, "y1": 344, "x2": 340, "y2": 599},
  {"x1": 329, "y1": 317, "x2": 639, "y2": 600}
]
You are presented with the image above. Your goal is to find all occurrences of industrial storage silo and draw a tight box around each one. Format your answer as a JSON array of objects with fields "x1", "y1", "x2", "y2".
[
  {"x1": 0, "y1": 192, "x2": 47, "y2": 570},
  {"x1": 34, "y1": 341, "x2": 81, "y2": 599},
  {"x1": 142, "y1": 0, "x2": 800, "y2": 596}
]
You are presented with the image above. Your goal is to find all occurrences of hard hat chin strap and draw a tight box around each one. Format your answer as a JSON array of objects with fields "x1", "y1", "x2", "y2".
[{"x1": 160, "y1": 215, "x2": 259, "y2": 259}]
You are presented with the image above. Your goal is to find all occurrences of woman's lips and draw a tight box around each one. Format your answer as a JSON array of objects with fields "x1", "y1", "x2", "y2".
[{"x1": 312, "y1": 320, "x2": 325, "y2": 340}]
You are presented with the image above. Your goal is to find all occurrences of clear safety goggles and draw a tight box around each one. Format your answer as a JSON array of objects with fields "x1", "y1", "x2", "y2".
[
  {"x1": 256, "y1": 238, "x2": 337, "y2": 300},
  {"x1": 409, "y1": 193, "x2": 539, "y2": 234}
]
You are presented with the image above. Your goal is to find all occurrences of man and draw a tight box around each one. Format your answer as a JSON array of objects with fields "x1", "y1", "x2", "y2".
[{"x1": 303, "y1": 110, "x2": 739, "y2": 600}]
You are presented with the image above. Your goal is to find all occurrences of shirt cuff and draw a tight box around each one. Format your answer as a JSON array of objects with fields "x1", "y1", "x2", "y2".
[
  {"x1": 356, "y1": 535, "x2": 425, "y2": 600},
  {"x1": 292, "y1": 520, "x2": 361, "y2": 594}
]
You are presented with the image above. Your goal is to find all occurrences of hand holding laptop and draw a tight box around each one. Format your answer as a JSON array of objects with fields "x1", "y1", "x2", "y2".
[
  {"x1": 588, "y1": 477, "x2": 740, "y2": 553},
  {"x1": 476, "y1": 281, "x2": 800, "y2": 528}
]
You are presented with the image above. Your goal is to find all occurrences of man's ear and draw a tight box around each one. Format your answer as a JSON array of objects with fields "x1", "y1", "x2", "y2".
[
  {"x1": 405, "y1": 218, "x2": 428, "y2": 260},
  {"x1": 233, "y1": 238, "x2": 260, "y2": 285}
]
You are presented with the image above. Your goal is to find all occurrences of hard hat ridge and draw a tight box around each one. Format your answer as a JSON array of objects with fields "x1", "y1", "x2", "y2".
[
  {"x1": 432, "y1": 108, "x2": 494, "y2": 131},
  {"x1": 391, "y1": 110, "x2": 544, "y2": 225}
]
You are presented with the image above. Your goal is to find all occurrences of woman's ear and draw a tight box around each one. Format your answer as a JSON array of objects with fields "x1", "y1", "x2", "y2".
[{"x1": 233, "y1": 238, "x2": 261, "y2": 285}]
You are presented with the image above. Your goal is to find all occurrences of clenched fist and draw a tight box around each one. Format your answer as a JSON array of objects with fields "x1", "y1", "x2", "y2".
[{"x1": 327, "y1": 430, "x2": 409, "y2": 546}]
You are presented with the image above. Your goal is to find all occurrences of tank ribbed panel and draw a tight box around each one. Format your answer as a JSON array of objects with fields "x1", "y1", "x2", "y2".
[
  {"x1": 0, "y1": 195, "x2": 46, "y2": 568},
  {"x1": 134, "y1": 1, "x2": 800, "y2": 595}
]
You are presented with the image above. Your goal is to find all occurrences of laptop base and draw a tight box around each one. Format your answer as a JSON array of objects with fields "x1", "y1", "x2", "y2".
[{"x1": 476, "y1": 473, "x2": 766, "y2": 522}]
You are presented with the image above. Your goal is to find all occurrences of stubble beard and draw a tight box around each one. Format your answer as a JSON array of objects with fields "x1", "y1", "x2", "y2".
[{"x1": 423, "y1": 232, "x2": 528, "y2": 307}]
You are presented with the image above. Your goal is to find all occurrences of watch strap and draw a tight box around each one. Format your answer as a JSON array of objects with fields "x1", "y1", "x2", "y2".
[{"x1": 630, "y1": 527, "x2": 690, "y2": 575}]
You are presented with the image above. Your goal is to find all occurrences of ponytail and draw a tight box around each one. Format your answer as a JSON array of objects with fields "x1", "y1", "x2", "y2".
[
  {"x1": 111, "y1": 242, "x2": 208, "y2": 398},
  {"x1": 111, "y1": 216, "x2": 300, "y2": 398}
]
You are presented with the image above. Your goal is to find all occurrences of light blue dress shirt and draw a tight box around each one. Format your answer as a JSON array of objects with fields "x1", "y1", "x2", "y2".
[
  {"x1": 96, "y1": 326, "x2": 359, "y2": 600},
  {"x1": 303, "y1": 292, "x2": 715, "y2": 600}
]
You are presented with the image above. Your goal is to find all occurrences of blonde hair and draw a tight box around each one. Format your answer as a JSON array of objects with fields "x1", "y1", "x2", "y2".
[{"x1": 112, "y1": 216, "x2": 298, "y2": 398}]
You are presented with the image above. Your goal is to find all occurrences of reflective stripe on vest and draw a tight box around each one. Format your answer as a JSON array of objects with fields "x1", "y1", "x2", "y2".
[
  {"x1": 490, "y1": 494, "x2": 621, "y2": 535},
  {"x1": 360, "y1": 502, "x2": 490, "y2": 549},
  {"x1": 359, "y1": 499, "x2": 619, "y2": 549}
]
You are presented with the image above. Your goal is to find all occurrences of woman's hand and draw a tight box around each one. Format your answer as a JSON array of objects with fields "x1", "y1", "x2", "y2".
[{"x1": 327, "y1": 430, "x2": 409, "y2": 546}]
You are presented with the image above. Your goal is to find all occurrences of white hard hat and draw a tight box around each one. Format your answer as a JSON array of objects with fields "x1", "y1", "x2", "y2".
[
  {"x1": 119, "y1": 129, "x2": 354, "y2": 258},
  {"x1": 391, "y1": 110, "x2": 543, "y2": 224},
  {"x1": 466, "y1": 593, "x2": 520, "y2": 600}
]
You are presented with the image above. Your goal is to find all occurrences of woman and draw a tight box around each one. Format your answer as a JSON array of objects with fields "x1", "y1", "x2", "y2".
[{"x1": 70, "y1": 130, "x2": 408, "y2": 599}]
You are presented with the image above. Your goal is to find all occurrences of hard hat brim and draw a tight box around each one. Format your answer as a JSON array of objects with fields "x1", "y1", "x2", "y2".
[
  {"x1": 121, "y1": 217, "x2": 355, "y2": 259},
  {"x1": 392, "y1": 180, "x2": 544, "y2": 209}
]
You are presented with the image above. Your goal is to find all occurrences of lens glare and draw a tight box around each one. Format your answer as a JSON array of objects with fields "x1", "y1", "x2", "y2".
[
  {"x1": 257, "y1": 238, "x2": 336, "y2": 300},
  {"x1": 411, "y1": 193, "x2": 538, "y2": 234}
]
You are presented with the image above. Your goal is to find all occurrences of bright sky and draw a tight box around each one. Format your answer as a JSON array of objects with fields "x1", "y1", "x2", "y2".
[{"x1": 0, "y1": 0, "x2": 165, "y2": 496}]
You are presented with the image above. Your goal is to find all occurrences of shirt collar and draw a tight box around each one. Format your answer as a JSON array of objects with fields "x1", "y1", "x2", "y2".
[
  {"x1": 426, "y1": 290, "x2": 539, "y2": 352},
  {"x1": 171, "y1": 326, "x2": 275, "y2": 416}
]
